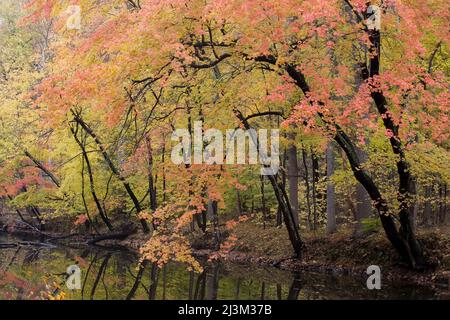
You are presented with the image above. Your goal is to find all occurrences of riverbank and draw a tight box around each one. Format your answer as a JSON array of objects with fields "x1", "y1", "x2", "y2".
[
  {"x1": 210, "y1": 222, "x2": 450, "y2": 294},
  {"x1": 2, "y1": 232, "x2": 439, "y2": 300},
  {"x1": 1, "y1": 217, "x2": 449, "y2": 297}
]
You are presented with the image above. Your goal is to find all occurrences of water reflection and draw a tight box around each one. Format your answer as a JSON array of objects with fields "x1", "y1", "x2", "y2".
[{"x1": 0, "y1": 234, "x2": 440, "y2": 300}]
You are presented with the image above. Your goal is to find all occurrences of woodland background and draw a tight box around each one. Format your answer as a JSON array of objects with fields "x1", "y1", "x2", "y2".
[{"x1": 0, "y1": 0, "x2": 448, "y2": 276}]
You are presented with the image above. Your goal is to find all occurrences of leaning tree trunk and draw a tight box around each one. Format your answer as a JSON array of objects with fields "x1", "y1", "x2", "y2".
[
  {"x1": 71, "y1": 110, "x2": 150, "y2": 233},
  {"x1": 284, "y1": 61, "x2": 424, "y2": 268},
  {"x1": 364, "y1": 22, "x2": 424, "y2": 268},
  {"x1": 333, "y1": 128, "x2": 423, "y2": 268},
  {"x1": 24, "y1": 150, "x2": 60, "y2": 188},
  {"x1": 234, "y1": 109, "x2": 304, "y2": 258}
]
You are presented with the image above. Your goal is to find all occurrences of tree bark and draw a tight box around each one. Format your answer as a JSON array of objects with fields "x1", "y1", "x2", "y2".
[
  {"x1": 87, "y1": 229, "x2": 135, "y2": 245},
  {"x1": 260, "y1": 175, "x2": 267, "y2": 229},
  {"x1": 287, "y1": 143, "x2": 299, "y2": 226},
  {"x1": 311, "y1": 148, "x2": 319, "y2": 230},
  {"x1": 205, "y1": 264, "x2": 220, "y2": 300},
  {"x1": 234, "y1": 109, "x2": 304, "y2": 258},
  {"x1": 207, "y1": 200, "x2": 220, "y2": 249},
  {"x1": 284, "y1": 61, "x2": 424, "y2": 268},
  {"x1": 236, "y1": 189, "x2": 243, "y2": 216},
  {"x1": 71, "y1": 124, "x2": 114, "y2": 231},
  {"x1": 326, "y1": 142, "x2": 336, "y2": 234},
  {"x1": 145, "y1": 137, "x2": 157, "y2": 212},
  {"x1": 149, "y1": 262, "x2": 160, "y2": 300},
  {"x1": 424, "y1": 185, "x2": 433, "y2": 226},
  {"x1": 24, "y1": 150, "x2": 60, "y2": 187},
  {"x1": 354, "y1": 147, "x2": 372, "y2": 235},
  {"x1": 71, "y1": 110, "x2": 150, "y2": 233},
  {"x1": 364, "y1": 24, "x2": 424, "y2": 268},
  {"x1": 439, "y1": 183, "x2": 447, "y2": 223},
  {"x1": 145, "y1": 136, "x2": 158, "y2": 230},
  {"x1": 301, "y1": 147, "x2": 313, "y2": 230}
]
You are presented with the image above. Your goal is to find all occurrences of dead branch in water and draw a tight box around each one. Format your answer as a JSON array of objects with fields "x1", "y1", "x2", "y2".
[{"x1": 0, "y1": 241, "x2": 57, "y2": 249}]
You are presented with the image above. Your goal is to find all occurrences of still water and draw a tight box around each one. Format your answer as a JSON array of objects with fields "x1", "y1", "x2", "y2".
[{"x1": 0, "y1": 233, "x2": 439, "y2": 300}]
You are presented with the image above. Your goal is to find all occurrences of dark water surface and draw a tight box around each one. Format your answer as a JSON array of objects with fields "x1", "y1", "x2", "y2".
[{"x1": 0, "y1": 233, "x2": 439, "y2": 300}]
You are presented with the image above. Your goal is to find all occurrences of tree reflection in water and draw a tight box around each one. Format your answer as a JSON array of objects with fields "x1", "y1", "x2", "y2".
[{"x1": 0, "y1": 240, "x2": 440, "y2": 300}]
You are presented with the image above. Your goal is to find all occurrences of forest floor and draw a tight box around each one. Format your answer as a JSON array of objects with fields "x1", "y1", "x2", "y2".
[
  {"x1": 1, "y1": 213, "x2": 449, "y2": 296},
  {"x1": 189, "y1": 219, "x2": 450, "y2": 296}
]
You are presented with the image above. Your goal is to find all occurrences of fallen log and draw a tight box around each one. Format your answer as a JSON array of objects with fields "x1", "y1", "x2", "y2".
[
  {"x1": 0, "y1": 241, "x2": 57, "y2": 249},
  {"x1": 0, "y1": 243, "x2": 18, "y2": 249},
  {"x1": 13, "y1": 221, "x2": 80, "y2": 241},
  {"x1": 18, "y1": 241, "x2": 57, "y2": 248},
  {"x1": 87, "y1": 230, "x2": 135, "y2": 245}
]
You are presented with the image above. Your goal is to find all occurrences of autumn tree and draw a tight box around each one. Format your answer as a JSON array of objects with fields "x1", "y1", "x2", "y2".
[{"x1": 20, "y1": 0, "x2": 450, "y2": 269}]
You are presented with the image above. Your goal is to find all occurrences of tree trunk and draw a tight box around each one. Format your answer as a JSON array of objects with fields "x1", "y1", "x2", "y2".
[
  {"x1": 24, "y1": 150, "x2": 60, "y2": 187},
  {"x1": 365, "y1": 24, "x2": 424, "y2": 268},
  {"x1": 71, "y1": 110, "x2": 150, "y2": 233},
  {"x1": 424, "y1": 185, "x2": 433, "y2": 226},
  {"x1": 311, "y1": 148, "x2": 319, "y2": 230},
  {"x1": 334, "y1": 128, "x2": 424, "y2": 269},
  {"x1": 205, "y1": 265, "x2": 220, "y2": 300},
  {"x1": 80, "y1": 153, "x2": 99, "y2": 234},
  {"x1": 284, "y1": 59, "x2": 425, "y2": 268},
  {"x1": 260, "y1": 175, "x2": 267, "y2": 229},
  {"x1": 439, "y1": 183, "x2": 447, "y2": 224},
  {"x1": 71, "y1": 124, "x2": 114, "y2": 231},
  {"x1": 236, "y1": 189, "x2": 243, "y2": 216},
  {"x1": 354, "y1": 147, "x2": 372, "y2": 235},
  {"x1": 145, "y1": 137, "x2": 157, "y2": 212},
  {"x1": 207, "y1": 199, "x2": 220, "y2": 249},
  {"x1": 145, "y1": 136, "x2": 158, "y2": 230},
  {"x1": 162, "y1": 141, "x2": 167, "y2": 203},
  {"x1": 301, "y1": 147, "x2": 313, "y2": 230},
  {"x1": 326, "y1": 142, "x2": 336, "y2": 234},
  {"x1": 287, "y1": 144, "x2": 299, "y2": 226},
  {"x1": 275, "y1": 206, "x2": 282, "y2": 227},
  {"x1": 149, "y1": 262, "x2": 160, "y2": 300},
  {"x1": 234, "y1": 109, "x2": 304, "y2": 258}
]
